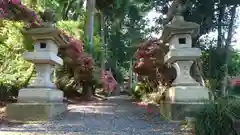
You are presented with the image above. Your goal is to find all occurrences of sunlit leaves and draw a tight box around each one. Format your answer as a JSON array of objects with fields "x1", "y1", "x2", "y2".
[
  {"x1": 0, "y1": 20, "x2": 32, "y2": 84},
  {"x1": 56, "y1": 20, "x2": 84, "y2": 40}
]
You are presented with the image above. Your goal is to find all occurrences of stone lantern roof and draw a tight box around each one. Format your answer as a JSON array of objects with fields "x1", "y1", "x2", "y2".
[
  {"x1": 21, "y1": 9, "x2": 69, "y2": 48},
  {"x1": 160, "y1": 15, "x2": 200, "y2": 43},
  {"x1": 21, "y1": 27, "x2": 69, "y2": 48}
]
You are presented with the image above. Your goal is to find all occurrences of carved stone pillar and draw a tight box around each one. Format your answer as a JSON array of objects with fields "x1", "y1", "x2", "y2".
[{"x1": 172, "y1": 61, "x2": 199, "y2": 86}]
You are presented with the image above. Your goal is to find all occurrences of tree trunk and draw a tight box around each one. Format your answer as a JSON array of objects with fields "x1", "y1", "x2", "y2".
[
  {"x1": 72, "y1": 0, "x2": 84, "y2": 20},
  {"x1": 113, "y1": 84, "x2": 121, "y2": 96},
  {"x1": 100, "y1": 12, "x2": 105, "y2": 70},
  {"x1": 82, "y1": 82, "x2": 93, "y2": 100},
  {"x1": 85, "y1": 0, "x2": 96, "y2": 54},
  {"x1": 62, "y1": 0, "x2": 75, "y2": 20},
  {"x1": 217, "y1": 4, "x2": 225, "y2": 48},
  {"x1": 129, "y1": 59, "x2": 133, "y2": 90},
  {"x1": 112, "y1": 60, "x2": 120, "y2": 96},
  {"x1": 221, "y1": 5, "x2": 237, "y2": 95}
]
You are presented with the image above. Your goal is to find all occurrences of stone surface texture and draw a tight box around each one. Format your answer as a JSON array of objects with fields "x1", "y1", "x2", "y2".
[
  {"x1": 160, "y1": 14, "x2": 209, "y2": 120},
  {"x1": 162, "y1": 15, "x2": 209, "y2": 102},
  {"x1": 17, "y1": 88, "x2": 64, "y2": 103},
  {"x1": 164, "y1": 48, "x2": 201, "y2": 63},
  {"x1": 6, "y1": 103, "x2": 67, "y2": 121},
  {"x1": 6, "y1": 28, "x2": 67, "y2": 121},
  {"x1": 160, "y1": 15, "x2": 200, "y2": 43},
  {"x1": 1, "y1": 96, "x2": 191, "y2": 135},
  {"x1": 166, "y1": 86, "x2": 209, "y2": 102}
]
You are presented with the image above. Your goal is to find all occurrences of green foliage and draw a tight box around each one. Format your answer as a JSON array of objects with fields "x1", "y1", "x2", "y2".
[
  {"x1": 0, "y1": 81, "x2": 24, "y2": 101},
  {"x1": 56, "y1": 20, "x2": 85, "y2": 39},
  {"x1": 56, "y1": 19, "x2": 102, "y2": 64},
  {"x1": 1, "y1": 0, "x2": 103, "y2": 100},
  {"x1": 2, "y1": 0, "x2": 239, "y2": 101},
  {"x1": 201, "y1": 47, "x2": 240, "y2": 90},
  {"x1": 229, "y1": 86, "x2": 240, "y2": 95},
  {"x1": 92, "y1": 66, "x2": 102, "y2": 87},
  {"x1": 194, "y1": 98, "x2": 240, "y2": 135},
  {"x1": 55, "y1": 20, "x2": 102, "y2": 94},
  {"x1": 37, "y1": 0, "x2": 85, "y2": 20},
  {"x1": 0, "y1": 21, "x2": 32, "y2": 82},
  {"x1": 132, "y1": 80, "x2": 156, "y2": 100},
  {"x1": 101, "y1": 0, "x2": 152, "y2": 82},
  {"x1": 133, "y1": 83, "x2": 145, "y2": 100},
  {"x1": 149, "y1": 0, "x2": 240, "y2": 92},
  {"x1": 0, "y1": 20, "x2": 33, "y2": 100},
  {"x1": 55, "y1": 65, "x2": 79, "y2": 92},
  {"x1": 228, "y1": 50, "x2": 240, "y2": 76}
]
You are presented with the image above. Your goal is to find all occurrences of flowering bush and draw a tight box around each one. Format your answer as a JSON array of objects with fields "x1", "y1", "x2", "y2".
[
  {"x1": 229, "y1": 78, "x2": 240, "y2": 95},
  {"x1": 0, "y1": 0, "x2": 95, "y2": 82},
  {"x1": 0, "y1": 0, "x2": 120, "y2": 96},
  {"x1": 133, "y1": 58, "x2": 156, "y2": 76},
  {"x1": 135, "y1": 39, "x2": 161, "y2": 59},
  {"x1": 231, "y1": 78, "x2": 240, "y2": 86},
  {"x1": 133, "y1": 38, "x2": 175, "y2": 87},
  {"x1": 133, "y1": 39, "x2": 167, "y2": 76},
  {"x1": 0, "y1": 0, "x2": 42, "y2": 27},
  {"x1": 100, "y1": 70, "x2": 117, "y2": 92},
  {"x1": 63, "y1": 34, "x2": 94, "y2": 74}
]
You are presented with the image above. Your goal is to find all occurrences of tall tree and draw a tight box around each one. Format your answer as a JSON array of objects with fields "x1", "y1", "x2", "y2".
[
  {"x1": 221, "y1": 5, "x2": 237, "y2": 95},
  {"x1": 85, "y1": 0, "x2": 96, "y2": 54}
]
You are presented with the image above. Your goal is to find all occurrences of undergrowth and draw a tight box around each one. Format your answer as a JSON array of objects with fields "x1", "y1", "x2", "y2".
[{"x1": 193, "y1": 97, "x2": 240, "y2": 135}]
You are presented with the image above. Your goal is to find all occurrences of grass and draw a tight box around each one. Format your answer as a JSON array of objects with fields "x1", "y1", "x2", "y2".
[{"x1": 193, "y1": 97, "x2": 240, "y2": 135}]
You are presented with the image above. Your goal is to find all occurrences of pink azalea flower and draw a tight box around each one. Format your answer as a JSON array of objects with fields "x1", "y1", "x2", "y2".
[
  {"x1": 231, "y1": 79, "x2": 240, "y2": 86},
  {"x1": 10, "y1": 0, "x2": 21, "y2": 5},
  {"x1": 136, "y1": 102, "x2": 148, "y2": 107},
  {"x1": 100, "y1": 70, "x2": 117, "y2": 92},
  {"x1": 147, "y1": 108, "x2": 153, "y2": 113},
  {"x1": 19, "y1": 4, "x2": 24, "y2": 9},
  {"x1": 136, "y1": 102, "x2": 153, "y2": 113}
]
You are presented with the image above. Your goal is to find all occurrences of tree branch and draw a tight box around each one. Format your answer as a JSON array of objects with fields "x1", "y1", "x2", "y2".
[{"x1": 63, "y1": 0, "x2": 75, "y2": 20}]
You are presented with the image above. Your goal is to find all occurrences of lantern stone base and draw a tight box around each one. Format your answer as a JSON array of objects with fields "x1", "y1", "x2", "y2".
[
  {"x1": 165, "y1": 86, "x2": 209, "y2": 102},
  {"x1": 6, "y1": 88, "x2": 67, "y2": 121},
  {"x1": 17, "y1": 88, "x2": 64, "y2": 103},
  {"x1": 159, "y1": 101, "x2": 205, "y2": 121},
  {"x1": 6, "y1": 103, "x2": 67, "y2": 121},
  {"x1": 159, "y1": 86, "x2": 210, "y2": 120}
]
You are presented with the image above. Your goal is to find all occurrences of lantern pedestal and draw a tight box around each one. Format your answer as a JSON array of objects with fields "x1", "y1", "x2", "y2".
[
  {"x1": 17, "y1": 88, "x2": 64, "y2": 103},
  {"x1": 159, "y1": 15, "x2": 210, "y2": 120},
  {"x1": 6, "y1": 103, "x2": 67, "y2": 121},
  {"x1": 165, "y1": 86, "x2": 209, "y2": 102},
  {"x1": 6, "y1": 28, "x2": 68, "y2": 121}
]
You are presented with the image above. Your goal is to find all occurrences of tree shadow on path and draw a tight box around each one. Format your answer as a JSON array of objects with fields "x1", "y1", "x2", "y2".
[{"x1": 0, "y1": 96, "x2": 192, "y2": 135}]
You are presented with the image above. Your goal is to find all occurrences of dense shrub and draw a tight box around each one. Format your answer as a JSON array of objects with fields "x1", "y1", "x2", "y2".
[
  {"x1": 0, "y1": 80, "x2": 27, "y2": 101},
  {"x1": 194, "y1": 98, "x2": 240, "y2": 135},
  {"x1": 132, "y1": 81, "x2": 156, "y2": 100},
  {"x1": 229, "y1": 86, "x2": 240, "y2": 95},
  {"x1": 0, "y1": 20, "x2": 33, "y2": 101},
  {"x1": 0, "y1": 0, "x2": 101, "y2": 99}
]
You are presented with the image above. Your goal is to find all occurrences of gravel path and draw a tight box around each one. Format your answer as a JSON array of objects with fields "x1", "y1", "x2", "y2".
[{"x1": 0, "y1": 95, "x2": 189, "y2": 135}]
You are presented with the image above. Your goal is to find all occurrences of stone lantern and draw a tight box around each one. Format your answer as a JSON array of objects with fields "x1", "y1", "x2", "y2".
[
  {"x1": 159, "y1": 15, "x2": 209, "y2": 120},
  {"x1": 6, "y1": 27, "x2": 69, "y2": 121},
  {"x1": 163, "y1": 16, "x2": 201, "y2": 87}
]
